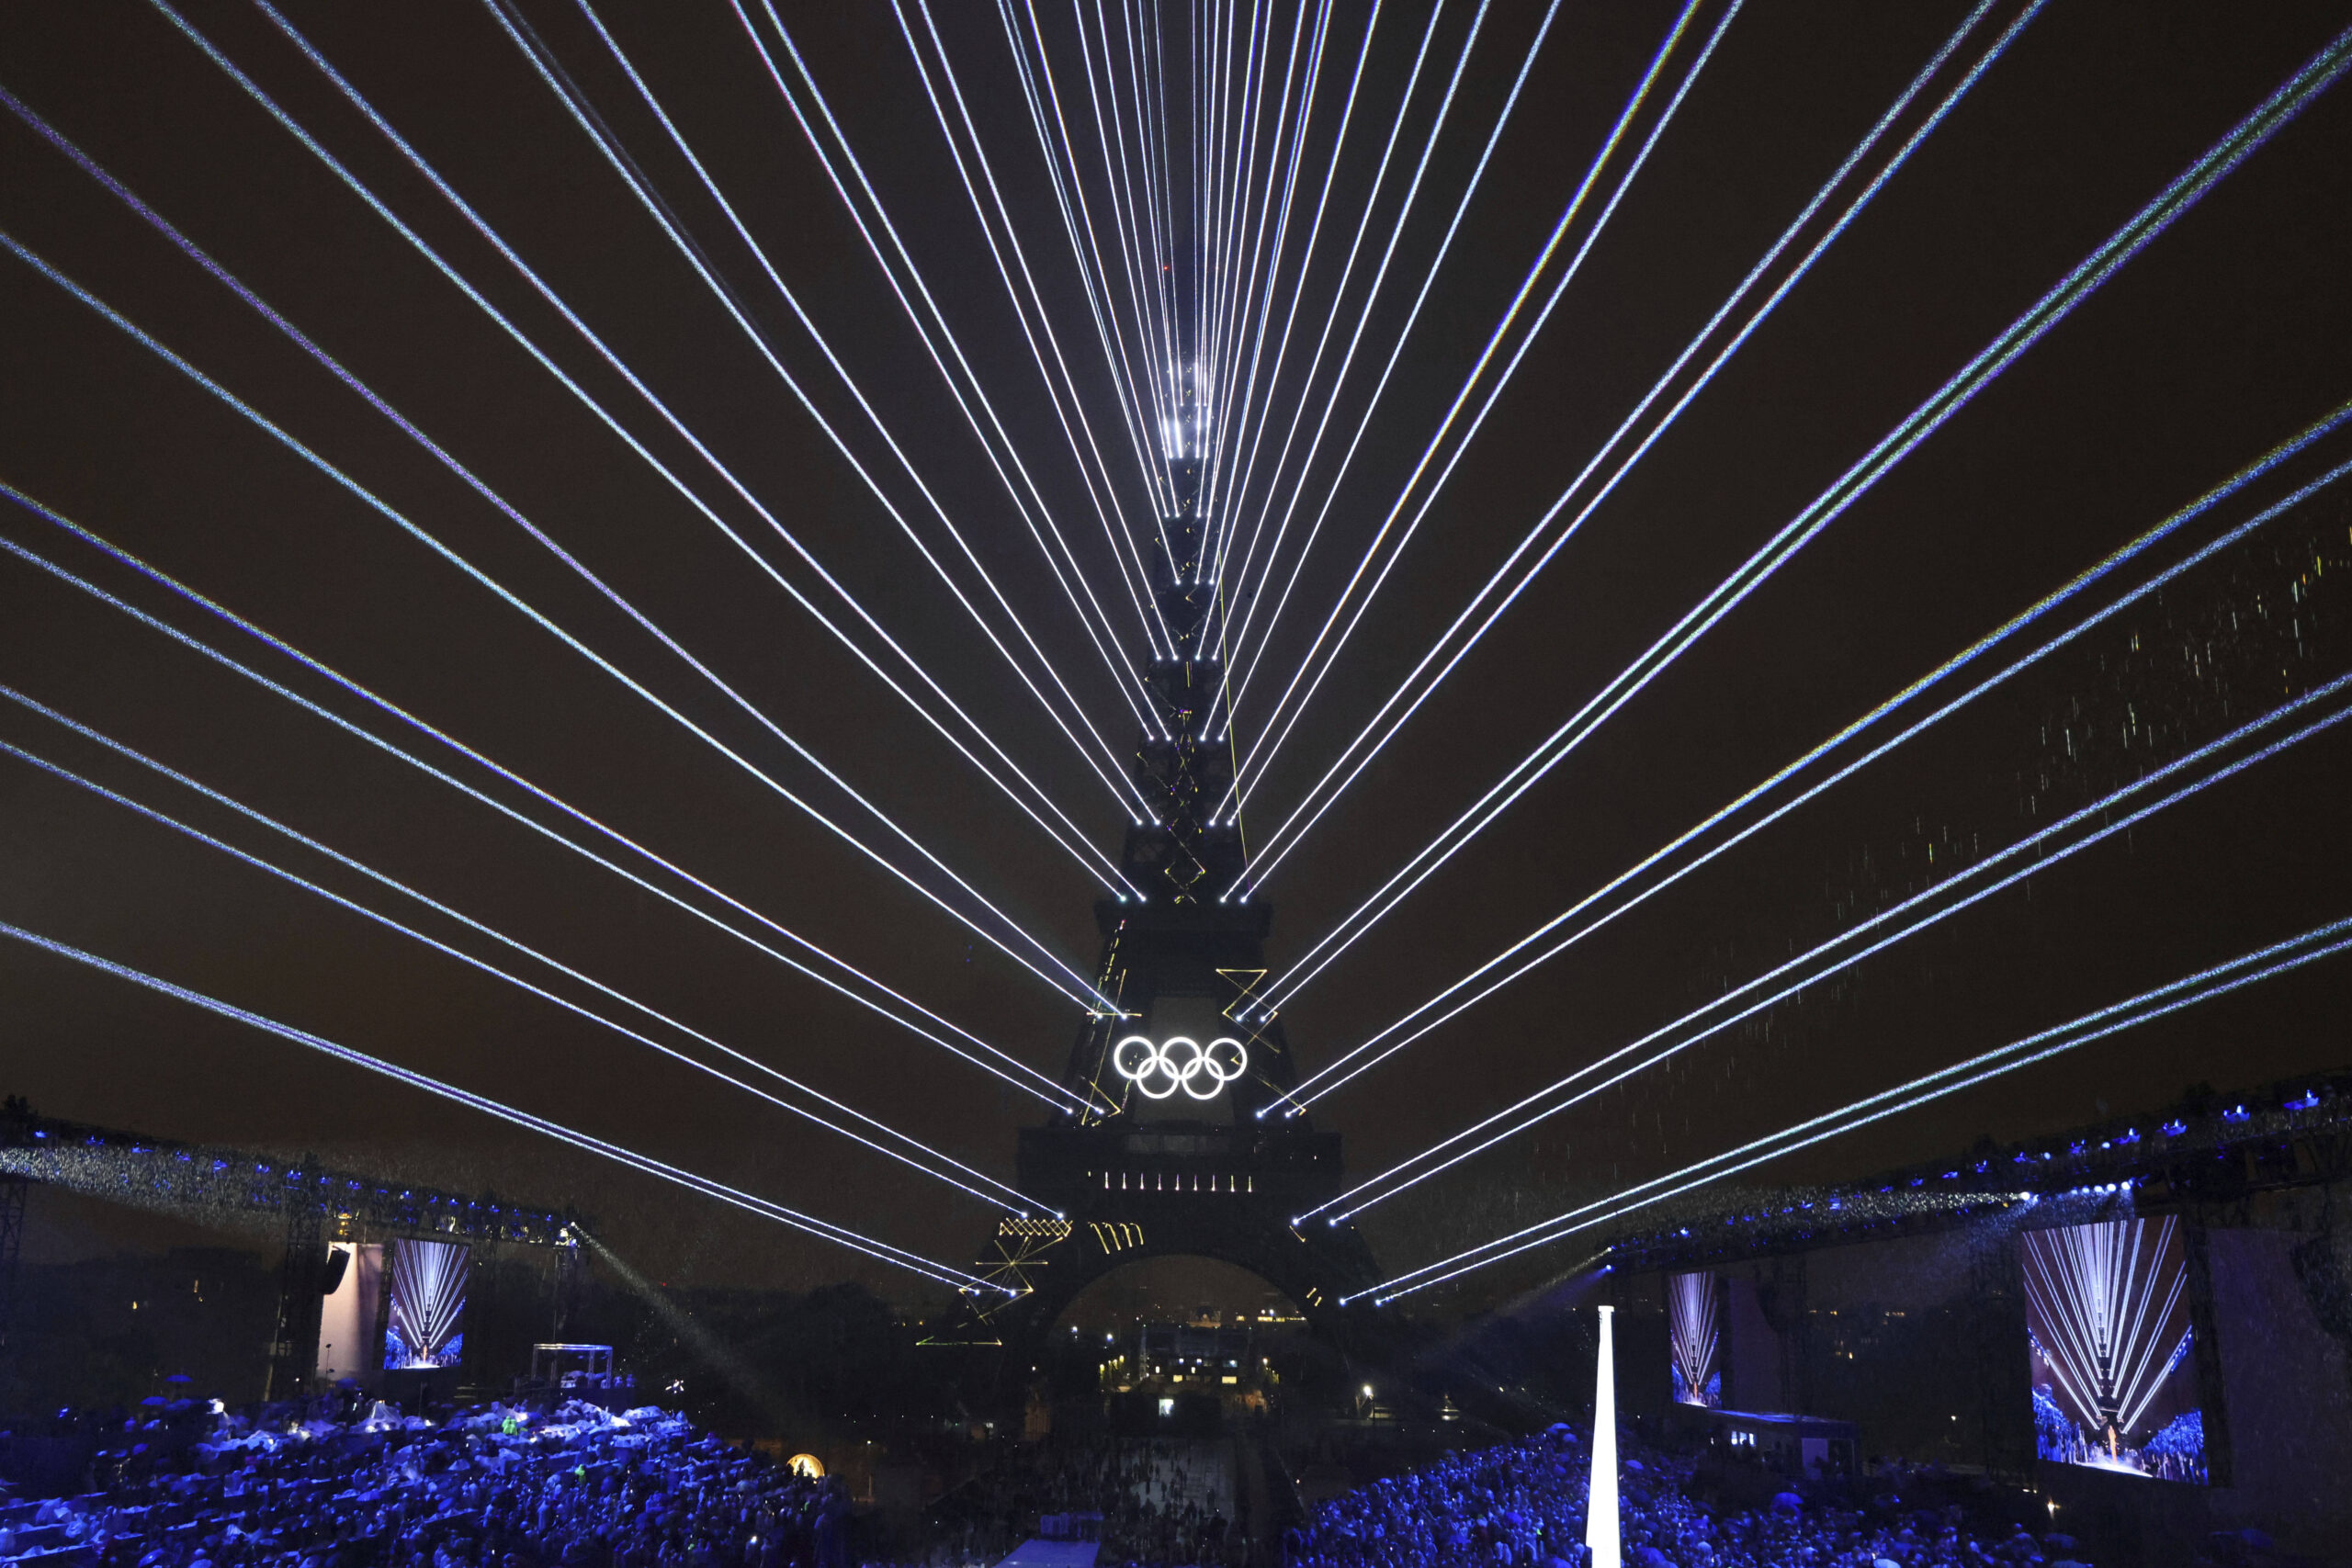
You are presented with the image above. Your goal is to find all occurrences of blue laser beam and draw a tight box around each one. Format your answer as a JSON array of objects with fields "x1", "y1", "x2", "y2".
[
  {"x1": 1070, "y1": 0, "x2": 1203, "y2": 468},
  {"x1": 1193, "y1": 0, "x2": 1313, "y2": 564},
  {"x1": 171, "y1": 0, "x2": 1138, "y2": 888},
  {"x1": 1236, "y1": 0, "x2": 2045, "y2": 876},
  {"x1": 736, "y1": 0, "x2": 1165, "y2": 742},
  {"x1": 564, "y1": 0, "x2": 1151, "y2": 819},
  {"x1": 494, "y1": 0, "x2": 1152, "y2": 822},
  {"x1": 1218, "y1": 0, "x2": 1726, "y2": 784},
  {"x1": 1087, "y1": 0, "x2": 1175, "y2": 413},
  {"x1": 1192, "y1": 0, "x2": 1460, "y2": 660},
  {"x1": 892, "y1": 9, "x2": 1173, "y2": 659},
  {"x1": 1195, "y1": 0, "x2": 1335, "y2": 603},
  {"x1": 1201, "y1": 0, "x2": 1450, "y2": 614},
  {"x1": 1188, "y1": 0, "x2": 1382, "y2": 673},
  {"x1": 1221, "y1": 0, "x2": 1640, "y2": 689},
  {"x1": 1227, "y1": 0, "x2": 1942, "y2": 784},
  {"x1": 1204, "y1": 0, "x2": 1313, "y2": 535},
  {"x1": 1117, "y1": 0, "x2": 1199, "y2": 448},
  {"x1": 993, "y1": 0, "x2": 1181, "y2": 525},
  {"x1": 891, "y1": 0, "x2": 1176, "y2": 655},
  {"x1": 4, "y1": 90, "x2": 1120, "y2": 926}
]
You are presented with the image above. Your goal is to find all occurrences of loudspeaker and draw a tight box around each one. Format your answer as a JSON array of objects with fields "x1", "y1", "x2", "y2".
[{"x1": 320, "y1": 1245, "x2": 350, "y2": 1295}]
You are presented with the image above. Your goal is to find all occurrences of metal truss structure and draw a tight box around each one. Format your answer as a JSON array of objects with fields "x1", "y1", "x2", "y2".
[
  {"x1": 1603, "y1": 1066, "x2": 2352, "y2": 1277},
  {"x1": 0, "y1": 1103, "x2": 581, "y2": 1249},
  {"x1": 0, "y1": 1100, "x2": 582, "y2": 1395},
  {"x1": 926, "y1": 451, "x2": 1381, "y2": 1356}
]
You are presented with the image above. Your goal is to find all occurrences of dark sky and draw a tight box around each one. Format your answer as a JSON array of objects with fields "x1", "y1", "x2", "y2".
[{"x1": 3, "y1": 0, "x2": 2350, "y2": 1314}]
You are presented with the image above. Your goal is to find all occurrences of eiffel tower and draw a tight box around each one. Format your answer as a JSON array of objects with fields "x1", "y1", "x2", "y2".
[{"x1": 924, "y1": 427, "x2": 1380, "y2": 1353}]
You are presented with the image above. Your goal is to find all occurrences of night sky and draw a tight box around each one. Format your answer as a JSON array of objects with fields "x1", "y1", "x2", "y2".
[{"x1": 3, "y1": 0, "x2": 2350, "y2": 1314}]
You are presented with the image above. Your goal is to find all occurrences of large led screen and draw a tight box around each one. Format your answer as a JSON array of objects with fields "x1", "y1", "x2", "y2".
[
  {"x1": 383, "y1": 1238, "x2": 469, "y2": 1371},
  {"x1": 2022, "y1": 1216, "x2": 2206, "y2": 1483},
  {"x1": 1668, "y1": 1270, "x2": 1723, "y2": 1409}
]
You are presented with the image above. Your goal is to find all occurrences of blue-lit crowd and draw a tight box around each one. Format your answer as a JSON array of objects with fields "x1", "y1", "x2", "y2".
[
  {"x1": 0, "y1": 1397, "x2": 860, "y2": 1568},
  {"x1": 1281, "y1": 1428, "x2": 2091, "y2": 1568},
  {"x1": 0, "y1": 1398, "x2": 2109, "y2": 1568}
]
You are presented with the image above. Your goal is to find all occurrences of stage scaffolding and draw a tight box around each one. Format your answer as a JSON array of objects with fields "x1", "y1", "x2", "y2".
[{"x1": 0, "y1": 1102, "x2": 585, "y2": 1397}]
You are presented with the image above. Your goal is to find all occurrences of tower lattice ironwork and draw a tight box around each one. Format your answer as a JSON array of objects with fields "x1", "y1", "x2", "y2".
[{"x1": 926, "y1": 443, "x2": 1380, "y2": 1352}]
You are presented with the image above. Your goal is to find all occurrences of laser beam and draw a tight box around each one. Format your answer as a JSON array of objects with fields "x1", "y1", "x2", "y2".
[
  {"x1": 1355, "y1": 911, "x2": 2352, "y2": 1303},
  {"x1": 1201, "y1": 0, "x2": 1307, "y2": 536},
  {"x1": 1235, "y1": 0, "x2": 2042, "y2": 876},
  {"x1": 1311, "y1": 665, "x2": 2352, "y2": 1223},
  {"x1": 1193, "y1": 0, "x2": 1461, "y2": 680},
  {"x1": 888, "y1": 0, "x2": 1176, "y2": 659},
  {"x1": 1219, "y1": 0, "x2": 1726, "y2": 783},
  {"x1": 993, "y1": 0, "x2": 1181, "y2": 525},
  {"x1": 1281, "y1": 406, "x2": 2352, "y2": 1108},
  {"x1": 164, "y1": 0, "x2": 1138, "y2": 887},
  {"x1": 1242, "y1": 22, "x2": 2352, "y2": 964},
  {"x1": 0, "y1": 229, "x2": 1120, "y2": 1013},
  {"x1": 1194, "y1": 0, "x2": 1334, "y2": 604},
  {"x1": 0, "y1": 690, "x2": 1047, "y2": 1215},
  {"x1": 736, "y1": 0, "x2": 1164, "y2": 741},
  {"x1": 1186, "y1": 0, "x2": 1381, "y2": 672},
  {"x1": 505, "y1": 0, "x2": 1154, "y2": 820},
  {"x1": 0, "y1": 919, "x2": 1009, "y2": 1293},
  {"x1": 0, "y1": 491, "x2": 1095, "y2": 1112}
]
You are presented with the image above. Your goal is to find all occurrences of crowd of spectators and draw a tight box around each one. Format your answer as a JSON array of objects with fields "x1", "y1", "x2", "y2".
[
  {"x1": 0, "y1": 1393, "x2": 863, "y2": 1568},
  {"x1": 930, "y1": 1437, "x2": 1233, "y2": 1565},
  {"x1": 0, "y1": 1397, "x2": 2127, "y2": 1568},
  {"x1": 1281, "y1": 1427, "x2": 2095, "y2": 1568}
]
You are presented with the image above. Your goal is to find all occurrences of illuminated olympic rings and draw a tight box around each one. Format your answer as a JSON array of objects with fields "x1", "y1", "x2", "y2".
[{"x1": 1111, "y1": 1034, "x2": 1250, "y2": 1100}]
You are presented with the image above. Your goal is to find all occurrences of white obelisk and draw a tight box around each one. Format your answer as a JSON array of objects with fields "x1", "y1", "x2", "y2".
[{"x1": 1587, "y1": 1303, "x2": 1621, "y2": 1568}]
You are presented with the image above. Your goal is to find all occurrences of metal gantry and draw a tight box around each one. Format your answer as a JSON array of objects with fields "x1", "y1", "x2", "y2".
[{"x1": 0, "y1": 1103, "x2": 583, "y2": 1397}]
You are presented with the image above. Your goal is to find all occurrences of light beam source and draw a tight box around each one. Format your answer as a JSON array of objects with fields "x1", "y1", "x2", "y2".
[{"x1": 1589, "y1": 1304, "x2": 1620, "y2": 1568}]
